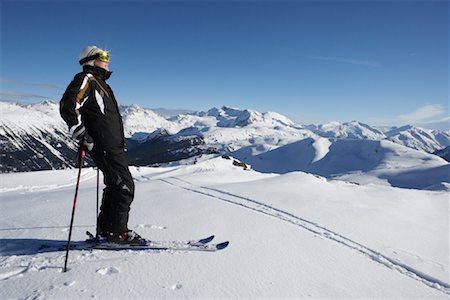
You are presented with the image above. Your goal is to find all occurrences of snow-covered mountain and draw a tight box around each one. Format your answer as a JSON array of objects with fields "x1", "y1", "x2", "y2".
[
  {"x1": 0, "y1": 102, "x2": 312, "y2": 172},
  {"x1": 306, "y1": 121, "x2": 386, "y2": 140},
  {"x1": 237, "y1": 137, "x2": 449, "y2": 190},
  {"x1": 434, "y1": 146, "x2": 450, "y2": 162},
  {"x1": 0, "y1": 101, "x2": 86, "y2": 172},
  {"x1": 172, "y1": 106, "x2": 313, "y2": 154},
  {"x1": 201, "y1": 106, "x2": 296, "y2": 128},
  {"x1": 120, "y1": 104, "x2": 184, "y2": 139},
  {"x1": 384, "y1": 125, "x2": 450, "y2": 153},
  {"x1": 1, "y1": 100, "x2": 449, "y2": 178},
  {"x1": 307, "y1": 121, "x2": 450, "y2": 152}
]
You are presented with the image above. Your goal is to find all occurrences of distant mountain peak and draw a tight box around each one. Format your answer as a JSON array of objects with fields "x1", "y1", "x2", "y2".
[
  {"x1": 201, "y1": 106, "x2": 295, "y2": 128},
  {"x1": 206, "y1": 106, "x2": 243, "y2": 118},
  {"x1": 307, "y1": 120, "x2": 385, "y2": 140},
  {"x1": 1, "y1": 100, "x2": 450, "y2": 173}
]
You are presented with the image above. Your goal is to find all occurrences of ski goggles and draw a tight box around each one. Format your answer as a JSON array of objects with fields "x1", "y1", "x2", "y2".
[
  {"x1": 98, "y1": 51, "x2": 110, "y2": 63},
  {"x1": 79, "y1": 50, "x2": 110, "y2": 65}
]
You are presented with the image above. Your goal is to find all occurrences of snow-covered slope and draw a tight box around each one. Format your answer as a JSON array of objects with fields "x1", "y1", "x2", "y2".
[
  {"x1": 0, "y1": 101, "x2": 66, "y2": 148},
  {"x1": 203, "y1": 106, "x2": 295, "y2": 128},
  {"x1": 0, "y1": 101, "x2": 79, "y2": 171},
  {"x1": 183, "y1": 106, "x2": 314, "y2": 154},
  {"x1": 238, "y1": 137, "x2": 450, "y2": 190},
  {"x1": 384, "y1": 125, "x2": 450, "y2": 153},
  {"x1": 0, "y1": 157, "x2": 449, "y2": 298},
  {"x1": 308, "y1": 121, "x2": 450, "y2": 152},
  {"x1": 434, "y1": 146, "x2": 450, "y2": 162},
  {"x1": 120, "y1": 104, "x2": 182, "y2": 139},
  {"x1": 306, "y1": 121, "x2": 386, "y2": 140}
]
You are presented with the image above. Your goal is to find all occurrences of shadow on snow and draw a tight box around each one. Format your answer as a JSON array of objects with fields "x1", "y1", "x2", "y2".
[{"x1": 0, "y1": 238, "x2": 91, "y2": 256}]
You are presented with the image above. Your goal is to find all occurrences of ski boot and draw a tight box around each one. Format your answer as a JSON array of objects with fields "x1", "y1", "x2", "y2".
[{"x1": 106, "y1": 230, "x2": 147, "y2": 246}]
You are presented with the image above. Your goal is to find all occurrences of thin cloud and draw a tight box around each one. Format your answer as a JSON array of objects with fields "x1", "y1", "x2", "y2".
[
  {"x1": 0, "y1": 79, "x2": 17, "y2": 84},
  {"x1": 398, "y1": 104, "x2": 446, "y2": 124},
  {"x1": 0, "y1": 91, "x2": 49, "y2": 102},
  {"x1": 310, "y1": 56, "x2": 382, "y2": 68},
  {"x1": 1, "y1": 78, "x2": 62, "y2": 90},
  {"x1": 368, "y1": 104, "x2": 449, "y2": 130},
  {"x1": 415, "y1": 116, "x2": 450, "y2": 131}
]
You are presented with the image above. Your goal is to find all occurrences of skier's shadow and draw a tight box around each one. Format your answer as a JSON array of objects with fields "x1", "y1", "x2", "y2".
[{"x1": 0, "y1": 238, "x2": 87, "y2": 256}]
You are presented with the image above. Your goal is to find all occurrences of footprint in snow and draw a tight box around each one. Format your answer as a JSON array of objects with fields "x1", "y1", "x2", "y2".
[
  {"x1": 164, "y1": 283, "x2": 183, "y2": 290},
  {"x1": 96, "y1": 267, "x2": 120, "y2": 275},
  {"x1": 63, "y1": 281, "x2": 76, "y2": 287}
]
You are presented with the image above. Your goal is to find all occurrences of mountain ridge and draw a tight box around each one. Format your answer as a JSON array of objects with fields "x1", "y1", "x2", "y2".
[{"x1": 1, "y1": 100, "x2": 449, "y2": 174}]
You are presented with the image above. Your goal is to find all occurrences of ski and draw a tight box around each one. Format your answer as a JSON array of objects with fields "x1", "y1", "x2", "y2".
[
  {"x1": 38, "y1": 232, "x2": 228, "y2": 252},
  {"x1": 85, "y1": 231, "x2": 216, "y2": 247},
  {"x1": 86, "y1": 240, "x2": 229, "y2": 252},
  {"x1": 83, "y1": 231, "x2": 228, "y2": 251}
]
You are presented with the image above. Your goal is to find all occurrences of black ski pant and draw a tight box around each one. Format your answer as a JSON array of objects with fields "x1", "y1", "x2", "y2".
[{"x1": 89, "y1": 149, "x2": 135, "y2": 234}]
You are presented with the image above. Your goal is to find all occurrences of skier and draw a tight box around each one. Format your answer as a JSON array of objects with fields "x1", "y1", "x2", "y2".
[{"x1": 59, "y1": 46, "x2": 145, "y2": 245}]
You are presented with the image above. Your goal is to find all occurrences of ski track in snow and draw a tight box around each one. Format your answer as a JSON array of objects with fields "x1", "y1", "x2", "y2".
[
  {"x1": 0, "y1": 170, "x2": 97, "y2": 193},
  {"x1": 159, "y1": 176, "x2": 450, "y2": 296},
  {"x1": 0, "y1": 267, "x2": 28, "y2": 280}
]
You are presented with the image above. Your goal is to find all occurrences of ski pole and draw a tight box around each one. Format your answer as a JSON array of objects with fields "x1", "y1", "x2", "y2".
[
  {"x1": 63, "y1": 146, "x2": 86, "y2": 273},
  {"x1": 96, "y1": 167, "x2": 100, "y2": 239}
]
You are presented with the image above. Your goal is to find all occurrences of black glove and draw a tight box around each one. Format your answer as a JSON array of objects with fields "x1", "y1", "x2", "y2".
[{"x1": 72, "y1": 125, "x2": 94, "y2": 151}]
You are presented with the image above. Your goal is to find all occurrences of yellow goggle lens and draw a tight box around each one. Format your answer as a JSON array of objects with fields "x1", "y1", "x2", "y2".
[{"x1": 98, "y1": 51, "x2": 110, "y2": 63}]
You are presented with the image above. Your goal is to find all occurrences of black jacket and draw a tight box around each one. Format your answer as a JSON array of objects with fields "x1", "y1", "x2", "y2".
[{"x1": 60, "y1": 66, "x2": 125, "y2": 154}]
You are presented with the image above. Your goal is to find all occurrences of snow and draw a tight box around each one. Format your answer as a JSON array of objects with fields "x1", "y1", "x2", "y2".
[
  {"x1": 307, "y1": 121, "x2": 386, "y2": 140},
  {"x1": 0, "y1": 101, "x2": 69, "y2": 151},
  {"x1": 0, "y1": 101, "x2": 63, "y2": 136},
  {"x1": 385, "y1": 125, "x2": 450, "y2": 153},
  {"x1": 1, "y1": 156, "x2": 449, "y2": 299},
  {"x1": 202, "y1": 106, "x2": 296, "y2": 128},
  {"x1": 2, "y1": 100, "x2": 449, "y2": 172},
  {"x1": 120, "y1": 104, "x2": 183, "y2": 138},
  {"x1": 239, "y1": 137, "x2": 450, "y2": 190},
  {"x1": 311, "y1": 137, "x2": 332, "y2": 162},
  {"x1": 1, "y1": 100, "x2": 450, "y2": 297},
  {"x1": 307, "y1": 121, "x2": 450, "y2": 153}
]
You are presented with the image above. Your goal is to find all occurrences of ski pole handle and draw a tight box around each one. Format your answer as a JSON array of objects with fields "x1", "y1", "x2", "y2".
[{"x1": 79, "y1": 146, "x2": 86, "y2": 161}]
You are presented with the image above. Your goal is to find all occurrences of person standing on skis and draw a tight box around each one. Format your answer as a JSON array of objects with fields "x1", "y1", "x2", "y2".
[{"x1": 59, "y1": 46, "x2": 145, "y2": 245}]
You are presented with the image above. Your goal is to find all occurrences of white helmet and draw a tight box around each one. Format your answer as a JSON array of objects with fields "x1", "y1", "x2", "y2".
[{"x1": 79, "y1": 45, "x2": 103, "y2": 66}]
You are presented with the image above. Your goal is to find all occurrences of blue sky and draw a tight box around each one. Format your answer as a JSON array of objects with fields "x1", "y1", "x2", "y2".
[{"x1": 1, "y1": 0, "x2": 448, "y2": 129}]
